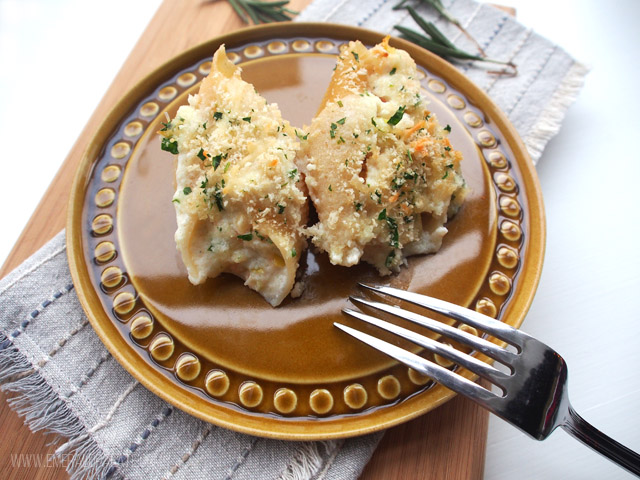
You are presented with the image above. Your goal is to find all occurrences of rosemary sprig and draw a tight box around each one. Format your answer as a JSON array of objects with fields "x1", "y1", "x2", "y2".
[
  {"x1": 394, "y1": 0, "x2": 486, "y2": 56},
  {"x1": 226, "y1": 0, "x2": 297, "y2": 24},
  {"x1": 395, "y1": 7, "x2": 516, "y2": 75}
]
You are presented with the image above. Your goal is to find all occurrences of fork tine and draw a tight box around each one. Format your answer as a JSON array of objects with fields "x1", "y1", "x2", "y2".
[
  {"x1": 334, "y1": 322, "x2": 498, "y2": 408},
  {"x1": 350, "y1": 296, "x2": 516, "y2": 366},
  {"x1": 343, "y1": 307, "x2": 511, "y2": 386},
  {"x1": 359, "y1": 284, "x2": 525, "y2": 347}
]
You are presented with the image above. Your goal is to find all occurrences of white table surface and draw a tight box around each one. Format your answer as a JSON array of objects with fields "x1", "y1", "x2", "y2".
[
  {"x1": 1, "y1": 0, "x2": 639, "y2": 478},
  {"x1": 482, "y1": 1, "x2": 640, "y2": 479}
]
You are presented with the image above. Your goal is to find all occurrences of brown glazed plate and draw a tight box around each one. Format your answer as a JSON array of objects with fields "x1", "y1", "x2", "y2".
[{"x1": 67, "y1": 23, "x2": 545, "y2": 440}]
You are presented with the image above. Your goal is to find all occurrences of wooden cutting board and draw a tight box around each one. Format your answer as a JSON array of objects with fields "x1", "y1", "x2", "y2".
[{"x1": 0, "y1": 1, "x2": 489, "y2": 478}]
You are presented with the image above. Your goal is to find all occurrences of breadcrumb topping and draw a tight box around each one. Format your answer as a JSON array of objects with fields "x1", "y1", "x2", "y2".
[
  {"x1": 298, "y1": 37, "x2": 467, "y2": 274},
  {"x1": 159, "y1": 45, "x2": 308, "y2": 306}
]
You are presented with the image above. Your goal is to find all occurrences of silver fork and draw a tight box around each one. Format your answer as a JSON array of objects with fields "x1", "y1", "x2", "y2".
[{"x1": 336, "y1": 284, "x2": 640, "y2": 477}]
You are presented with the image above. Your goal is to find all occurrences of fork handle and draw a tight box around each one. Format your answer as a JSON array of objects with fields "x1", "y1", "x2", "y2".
[{"x1": 562, "y1": 405, "x2": 640, "y2": 476}]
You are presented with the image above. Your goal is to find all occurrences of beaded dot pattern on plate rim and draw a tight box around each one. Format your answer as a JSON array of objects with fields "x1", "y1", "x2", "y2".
[{"x1": 83, "y1": 36, "x2": 526, "y2": 418}]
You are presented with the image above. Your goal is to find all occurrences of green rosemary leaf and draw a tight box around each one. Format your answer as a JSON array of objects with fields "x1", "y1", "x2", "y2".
[
  {"x1": 252, "y1": 6, "x2": 281, "y2": 23},
  {"x1": 244, "y1": 2, "x2": 262, "y2": 23},
  {"x1": 397, "y1": 0, "x2": 491, "y2": 58},
  {"x1": 246, "y1": 0, "x2": 290, "y2": 6},
  {"x1": 421, "y1": 0, "x2": 457, "y2": 25},
  {"x1": 407, "y1": 7, "x2": 456, "y2": 49},
  {"x1": 224, "y1": 0, "x2": 297, "y2": 25},
  {"x1": 394, "y1": 26, "x2": 484, "y2": 61},
  {"x1": 265, "y1": 10, "x2": 290, "y2": 21},
  {"x1": 228, "y1": 0, "x2": 249, "y2": 23}
]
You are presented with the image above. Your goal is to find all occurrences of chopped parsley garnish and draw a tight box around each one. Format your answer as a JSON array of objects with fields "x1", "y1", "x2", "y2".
[
  {"x1": 386, "y1": 216, "x2": 399, "y2": 247},
  {"x1": 404, "y1": 171, "x2": 418, "y2": 181},
  {"x1": 407, "y1": 149, "x2": 413, "y2": 162},
  {"x1": 211, "y1": 152, "x2": 227, "y2": 170},
  {"x1": 207, "y1": 244, "x2": 213, "y2": 252},
  {"x1": 161, "y1": 137, "x2": 179, "y2": 154},
  {"x1": 444, "y1": 146, "x2": 451, "y2": 151},
  {"x1": 277, "y1": 203, "x2": 286, "y2": 214},
  {"x1": 242, "y1": 116, "x2": 251, "y2": 123},
  {"x1": 337, "y1": 117, "x2": 346, "y2": 125},
  {"x1": 291, "y1": 248, "x2": 297, "y2": 258},
  {"x1": 389, "y1": 67, "x2": 397, "y2": 75},
  {"x1": 160, "y1": 121, "x2": 172, "y2": 132},
  {"x1": 385, "y1": 249, "x2": 395, "y2": 268},
  {"x1": 213, "y1": 183, "x2": 224, "y2": 211},
  {"x1": 337, "y1": 100, "x2": 343, "y2": 107},
  {"x1": 197, "y1": 148, "x2": 208, "y2": 161},
  {"x1": 328, "y1": 184, "x2": 332, "y2": 191},
  {"x1": 444, "y1": 124, "x2": 452, "y2": 132},
  {"x1": 330, "y1": 123, "x2": 337, "y2": 138},
  {"x1": 288, "y1": 168, "x2": 298, "y2": 179},
  {"x1": 442, "y1": 163, "x2": 454, "y2": 179},
  {"x1": 354, "y1": 202, "x2": 363, "y2": 211},
  {"x1": 391, "y1": 176, "x2": 406, "y2": 190},
  {"x1": 371, "y1": 117, "x2": 377, "y2": 127},
  {"x1": 337, "y1": 136, "x2": 345, "y2": 144},
  {"x1": 172, "y1": 198, "x2": 180, "y2": 204},
  {"x1": 213, "y1": 111, "x2": 223, "y2": 120},
  {"x1": 224, "y1": 162, "x2": 231, "y2": 173},
  {"x1": 387, "y1": 105, "x2": 406, "y2": 126},
  {"x1": 237, "y1": 233, "x2": 253, "y2": 241},
  {"x1": 377, "y1": 209, "x2": 398, "y2": 246},
  {"x1": 295, "y1": 129, "x2": 309, "y2": 140},
  {"x1": 351, "y1": 51, "x2": 359, "y2": 62},
  {"x1": 353, "y1": 132, "x2": 359, "y2": 138},
  {"x1": 183, "y1": 187, "x2": 192, "y2": 195}
]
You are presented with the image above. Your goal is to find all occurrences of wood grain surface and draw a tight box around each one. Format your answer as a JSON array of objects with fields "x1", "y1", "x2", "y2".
[{"x1": 0, "y1": 1, "x2": 488, "y2": 478}]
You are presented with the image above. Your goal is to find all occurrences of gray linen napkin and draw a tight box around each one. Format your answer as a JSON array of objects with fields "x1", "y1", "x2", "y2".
[{"x1": 0, "y1": 1, "x2": 587, "y2": 479}]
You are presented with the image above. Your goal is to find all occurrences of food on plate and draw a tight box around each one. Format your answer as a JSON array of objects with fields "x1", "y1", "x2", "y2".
[
  {"x1": 159, "y1": 38, "x2": 467, "y2": 306},
  {"x1": 297, "y1": 37, "x2": 467, "y2": 274},
  {"x1": 158, "y1": 45, "x2": 308, "y2": 307}
]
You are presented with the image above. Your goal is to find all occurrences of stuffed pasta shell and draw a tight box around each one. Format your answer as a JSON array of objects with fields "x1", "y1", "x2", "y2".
[
  {"x1": 298, "y1": 38, "x2": 467, "y2": 275},
  {"x1": 159, "y1": 45, "x2": 308, "y2": 306}
]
